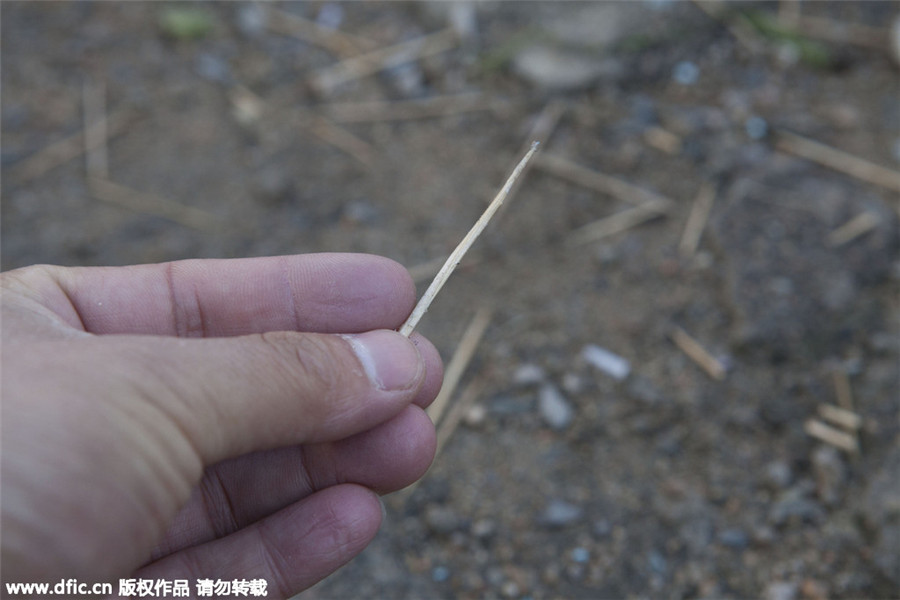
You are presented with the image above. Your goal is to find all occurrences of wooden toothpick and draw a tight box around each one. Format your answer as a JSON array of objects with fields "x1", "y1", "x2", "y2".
[{"x1": 399, "y1": 142, "x2": 539, "y2": 336}]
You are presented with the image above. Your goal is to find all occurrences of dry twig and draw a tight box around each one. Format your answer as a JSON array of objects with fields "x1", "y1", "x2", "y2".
[
  {"x1": 310, "y1": 28, "x2": 458, "y2": 95},
  {"x1": 399, "y1": 143, "x2": 539, "y2": 336},
  {"x1": 775, "y1": 129, "x2": 900, "y2": 194},
  {"x1": 670, "y1": 326, "x2": 727, "y2": 381}
]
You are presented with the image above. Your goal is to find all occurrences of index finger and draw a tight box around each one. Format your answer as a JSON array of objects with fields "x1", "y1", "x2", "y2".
[{"x1": 46, "y1": 253, "x2": 416, "y2": 336}]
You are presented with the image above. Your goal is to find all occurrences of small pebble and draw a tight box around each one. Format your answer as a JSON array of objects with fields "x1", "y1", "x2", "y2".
[
  {"x1": 195, "y1": 53, "x2": 232, "y2": 84},
  {"x1": 582, "y1": 344, "x2": 630, "y2": 380},
  {"x1": 765, "y1": 581, "x2": 798, "y2": 600},
  {"x1": 448, "y1": 2, "x2": 477, "y2": 39},
  {"x1": 512, "y1": 363, "x2": 546, "y2": 386},
  {"x1": 593, "y1": 519, "x2": 612, "y2": 537},
  {"x1": 764, "y1": 460, "x2": 793, "y2": 490},
  {"x1": 571, "y1": 547, "x2": 590, "y2": 563},
  {"x1": 425, "y1": 505, "x2": 461, "y2": 535},
  {"x1": 769, "y1": 494, "x2": 825, "y2": 526},
  {"x1": 471, "y1": 518, "x2": 496, "y2": 539},
  {"x1": 745, "y1": 116, "x2": 769, "y2": 140},
  {"x1": 540, "y1": 499, "x2": 583, "y2": 527},
  {"x1": 431, "y1": 566, "x2": 450, "y2": 583},
  {"x1": 500, "y1": 581, "x2": 520, "y2": 598},
  {"x1": 463, "y1": 403, "x2": 487, "y2": 427},
  {"x1": 315, "y1": 3, "x2": 343, "y2": 29},
  {"x1": 626, "y1": 376, "x2": 665, "y2": 405},
  {"x1": 673, "y1": 60, "x2": 699, "y2": 85},
  {"x1": 235, "y1": 4, "x2": 266, "y2": 37},
  {"x1": 718, "y1": 528, "x2": 750, "y2": 549},
  {"x1": 538, "y1": 383, "x2": 574, "y2": 430},
  {"x1": 384, "y1": 62, "x2": 426, "y2": 97},
  {"x1": 647, "y1": 550, "x2": 667, "y2": 575},
  {"x1": 341, "y1": 200, "x2": 379, "y2": 225},
  {"x1": 561, "y1": 372, "x2": 584, "y2": 395},
  {"x1": 513, "y1": 45, "x2": 607, "y2": 91}
]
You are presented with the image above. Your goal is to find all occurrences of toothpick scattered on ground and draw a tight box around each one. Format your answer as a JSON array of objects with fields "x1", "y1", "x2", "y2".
[
  {"x1": 679, "y1": 182, "x2": 717, "y2": 258},
  {"x1": 831, "y1": 369, "x2": 855, "y2": 411},
  {"x1": 311, "y1": 28, "x2": 458, "y2": 96},
  {"x1": 435, "y1": 378, "x2": 486, "y2": 459},
  {"x1": 827, "y1": 211, "x2": 881, "y2": 247},
  {"x1": 10, "y1": 108, "x2": 135, "y2": 186},
  {"x1": 427, "y1": 306, "x2": 493, "y2": 426},
  {"x1": 644, "y1": 126, "x2": 682, "y2": 155},
  {"x1": 393, "y1": 307, "x2": 491, "y2": 508},
  {"x1": 535, "y1": 152, "x2": 674, "y2": 207},
  {"x1": 393, "y1": 375, "x2": 486, "y2": 508},
  {"x1": 817, "y1": 404, "x2": 862, "y2": 432},
  {"x1": 323, "y1": 92, "x2": 503, "y2": 124},
  {"x1": 566, "y1": 200, "x2": 670, "y2": 246},
  {"x1": 775, "y1": 129, "x2": 900, "y2": 194},
  {"x1": 88, "y1": 177, "x2": 223, "y2": 232},
  {"x1": 524, "y1": 100, "x2": 567, "y2": 152},
  {"x1": 670, "y1": 326, "x2": 727, "y2": 381},
  {"x1": 805, "y1": 419, "x2": 860, "y2": 454},
  {"x1": 690, "y1": 0, "x2": 766, "y2": 54},
  {"x1": 82, "y1": 79, "x2": 109, "y2": 179},
  {"x1": 399, "y1": 142, "x2": 539, "y2": 337},
  {"x1": 306, "y1": 115, "x2": 375, "y2": 167},
  {"x1": 777, "y1": 12, "x2": 887, "y2": 50},
  {"x1": 267, "y1": 6, "x2": 375, "y2": 58}
]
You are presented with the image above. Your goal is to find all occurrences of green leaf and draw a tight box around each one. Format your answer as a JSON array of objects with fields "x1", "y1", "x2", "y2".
[{"x1": 158, "y1": 6, "x2": 215, "y2": 41}]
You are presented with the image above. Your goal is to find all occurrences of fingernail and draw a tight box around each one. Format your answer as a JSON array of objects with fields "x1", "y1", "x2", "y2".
[{"x1": 343, "y1": 330, "x2": 422, "y2": 391}]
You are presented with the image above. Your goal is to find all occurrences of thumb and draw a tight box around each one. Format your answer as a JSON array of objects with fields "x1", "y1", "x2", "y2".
[{"x1": 114, "y1": 329, "x2": 425, "y2": 465}]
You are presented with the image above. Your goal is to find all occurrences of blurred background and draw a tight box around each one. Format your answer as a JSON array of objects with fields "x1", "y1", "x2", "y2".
[{"x1": 2, "y1": 1, "x2": 899, "y2": 598}]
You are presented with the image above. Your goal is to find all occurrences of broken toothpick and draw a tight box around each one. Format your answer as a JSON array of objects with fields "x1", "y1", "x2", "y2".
[{"x1": 399, "y1": 142, "x2": 539, "y2": 336}]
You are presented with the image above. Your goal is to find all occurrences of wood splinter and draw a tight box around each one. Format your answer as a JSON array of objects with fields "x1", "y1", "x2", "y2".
[{"x1": 399, "y1": 142, "x2": 539, "y2": 336}]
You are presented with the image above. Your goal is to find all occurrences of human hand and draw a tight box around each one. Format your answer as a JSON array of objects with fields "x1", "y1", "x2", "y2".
[{"x1": 0, "y1": 254, "x2": 443, "y2": 598}]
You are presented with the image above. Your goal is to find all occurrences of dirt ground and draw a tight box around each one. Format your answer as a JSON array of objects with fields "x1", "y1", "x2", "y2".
[{"x1": 2, "y1": 2, "x2": 899, "y2": 599}]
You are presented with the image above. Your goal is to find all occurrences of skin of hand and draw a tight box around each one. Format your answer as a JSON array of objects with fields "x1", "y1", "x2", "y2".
[{"x1": 0, "y1": 253, "x2": 443, "y2": 598}]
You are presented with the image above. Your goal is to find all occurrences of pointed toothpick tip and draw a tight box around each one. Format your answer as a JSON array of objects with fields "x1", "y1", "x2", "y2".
[{"x1": 399, "y1": 143, "x2": 539, "y2": 336}]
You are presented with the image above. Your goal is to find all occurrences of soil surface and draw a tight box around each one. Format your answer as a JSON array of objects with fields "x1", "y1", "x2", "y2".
[{"x1": 2, "y1": 2, "x2": 899, "y2": 599}]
